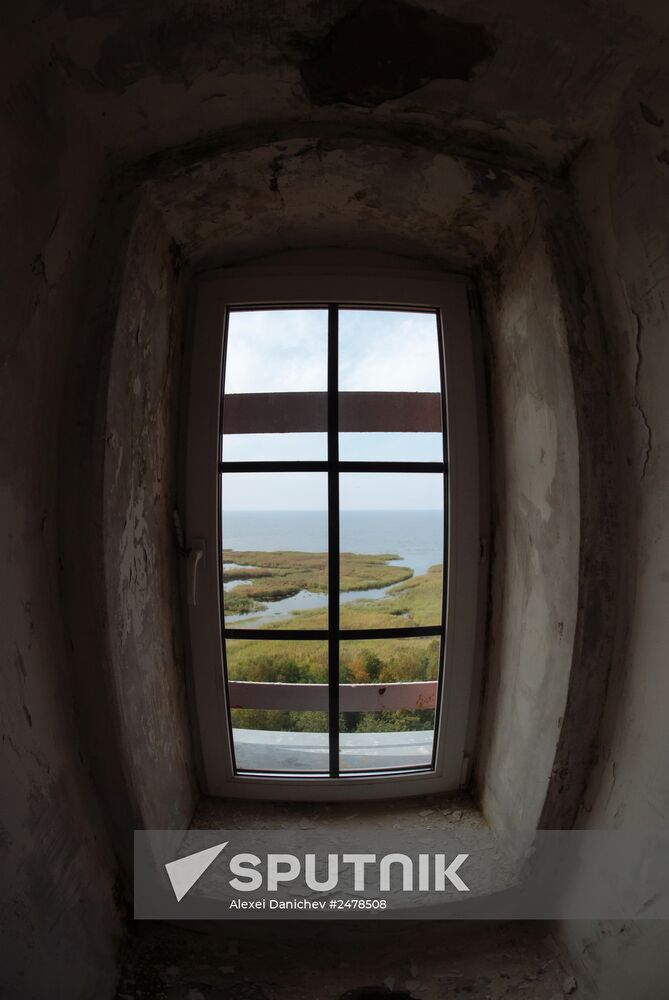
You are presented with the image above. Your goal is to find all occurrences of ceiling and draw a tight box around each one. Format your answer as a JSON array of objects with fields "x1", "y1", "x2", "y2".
[{"x1": 5, "y1": 0, "x2": 669, "y2": 170}]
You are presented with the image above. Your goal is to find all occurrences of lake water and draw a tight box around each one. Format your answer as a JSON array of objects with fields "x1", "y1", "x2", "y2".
[{"x1": 222, "y1": 509, "x2": 443, "y2": 624}]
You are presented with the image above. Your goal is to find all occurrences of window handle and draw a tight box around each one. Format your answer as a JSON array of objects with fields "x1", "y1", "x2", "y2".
[{"x1": 186, "y1": 539, "x2": 206, "y2": 606}]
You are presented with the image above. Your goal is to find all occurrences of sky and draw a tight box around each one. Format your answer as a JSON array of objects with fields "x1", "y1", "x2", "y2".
[{"x1": 221, "y1": 308, "x2": 444, "y2": 510}]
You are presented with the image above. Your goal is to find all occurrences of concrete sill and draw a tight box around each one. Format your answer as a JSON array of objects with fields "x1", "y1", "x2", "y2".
[{"x1": 191, "y1": 789, "x2": 486, "y2": 834}]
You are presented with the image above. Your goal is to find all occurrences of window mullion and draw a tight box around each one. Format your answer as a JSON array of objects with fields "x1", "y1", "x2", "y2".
[{"x1": 327, "y1": 304, "x2": 340, "y2": 778}]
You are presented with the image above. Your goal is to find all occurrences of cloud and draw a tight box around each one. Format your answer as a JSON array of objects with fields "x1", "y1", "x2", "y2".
[
  {"x1": 225, "y1": 309, "x2": 328, "y2": 393},
  {"x1": 224, "y1": 307, "x2": 442, "y2": 395},
  {"x1": 339, "y1": 310, "x2": 441, "y2": 392}
]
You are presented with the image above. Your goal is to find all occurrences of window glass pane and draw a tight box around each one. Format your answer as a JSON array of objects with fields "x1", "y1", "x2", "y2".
[
  {"x1": 227, "y1": 638, "x2": 328, "y2": 773},
  {"x1": 221, "y1": 473, "x2": 328, "y2": 629},
  {"x1": 339, "y1": 473, "x2": 444, "y2": 630},
  {"x1": 338, "y1": 309, "x2": 443, "y2": 463},
  {"x1": 223, "y1": 433, "x2": 326, "y2": 463},
  {"x1": 222, "y1": 308, "x2": 328, "y2": 461},
  {"x1": 338, "y1": 431, "x2": 442, "y2": 462},
  {"x1": 339, "y1": 636, "x2": 439, "y2": 771}
]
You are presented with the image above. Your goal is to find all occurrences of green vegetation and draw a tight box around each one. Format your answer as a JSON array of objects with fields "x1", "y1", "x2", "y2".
[
  {"x1": 231, "y1": 708, "x2": 435, "y2": 734},
  {"x1": 226, "y1": 634, "x2": 440, "y2": 686},
  {"x1": 223, "y1": 549, "x2": 414, "y2": 616},
  {"x1": 225, "y1": 552, "x2": 443, "y2": 735},
  {"x1": 259, "y1": 561, "x2": 443, "y2": 631}
]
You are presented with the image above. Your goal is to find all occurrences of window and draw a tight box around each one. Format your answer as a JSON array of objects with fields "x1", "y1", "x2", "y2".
[{"x1": 184, "y1": 253, "x2": 483, "y2": 799}]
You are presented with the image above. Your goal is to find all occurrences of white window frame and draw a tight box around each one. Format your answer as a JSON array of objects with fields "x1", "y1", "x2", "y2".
[{"x1": 182, "y1": 251, "x2": 485, "y2": 801}]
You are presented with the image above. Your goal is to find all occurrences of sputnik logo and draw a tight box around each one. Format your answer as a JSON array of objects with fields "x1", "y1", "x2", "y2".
[
  {"x1": 165, "y1": 841, "x2": 228, "y2": 901},
  {"x1": 165, "y1": 842, "x2": 470, "y2": 902}
]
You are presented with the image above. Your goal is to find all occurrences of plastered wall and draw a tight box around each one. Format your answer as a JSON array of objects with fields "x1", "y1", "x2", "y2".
[
  {"x1": 476, "y1": 206, "x2": 581, "y2": 832},
  {"x1": 0, "y1": 71, "x2": 122, "y2": 999},
  {"x1": 102, "y1": 195, "x2": 196, "y2": 834},
  {"x1": 555, "y1": 78, "x2": 669, "y2": 1000}
]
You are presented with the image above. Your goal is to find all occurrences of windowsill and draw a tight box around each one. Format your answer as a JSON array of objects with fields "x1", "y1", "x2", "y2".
[{"x1": 191, "y1": 789, "x2": 486, "y2": 832}]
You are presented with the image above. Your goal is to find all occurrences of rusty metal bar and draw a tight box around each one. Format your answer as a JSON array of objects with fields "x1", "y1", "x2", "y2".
[
  {"x1": 222, "y1": 391, "x2": 441, "y2": 435},
  {"x1": 228, "y1": 679, "x2": 438, "y2": 712}
]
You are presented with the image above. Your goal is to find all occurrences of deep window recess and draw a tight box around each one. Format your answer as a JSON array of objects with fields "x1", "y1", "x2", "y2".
[{"x1": 184, "y1": 259, "x2": 483, "y2": 800}]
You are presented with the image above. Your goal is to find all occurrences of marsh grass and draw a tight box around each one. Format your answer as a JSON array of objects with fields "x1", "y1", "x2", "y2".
[{"x1": 223, "y1": 549, "x2": 414, "y2": 614}]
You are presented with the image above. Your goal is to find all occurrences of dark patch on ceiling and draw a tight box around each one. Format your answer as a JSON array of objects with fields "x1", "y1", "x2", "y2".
[
  {"x1": 89, "y1": 7, "x2": 235, "y2": 92},
  {"x1": 467, "y1": 161, "x2": 515, "y2": 197},
  {"x1": 640, "y1": 101, "x2": 664, "y2": 127},
  {"x1": 299, "y1": 0, "x2": 495, "y2": 107}
]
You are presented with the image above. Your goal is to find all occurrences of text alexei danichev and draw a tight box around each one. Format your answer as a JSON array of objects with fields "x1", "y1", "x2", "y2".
[{"x1": 229, "y1": 898, "x2": 326, "y2": 910}]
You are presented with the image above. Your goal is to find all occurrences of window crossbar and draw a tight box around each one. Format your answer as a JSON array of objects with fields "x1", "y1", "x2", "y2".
[{"x1": 219, "y1": 461, "x2": 446, "y2": 473}]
